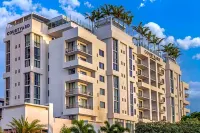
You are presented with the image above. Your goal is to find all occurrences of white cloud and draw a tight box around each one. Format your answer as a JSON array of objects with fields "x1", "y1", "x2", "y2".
[
  {"x1": 144, "y1": 22, "x2": 175, "y2": 46},
  {"x1": 59, "y1": 0, "x2": 80, "y2": 8},
  {"x1": 139, "y1": 3, "x2": 145, "y2": 8},
  {"x1": 177, "y1": 36, "x2": 200, "y2": 50},
  {"x1": 84, "y1": 1, "x2": 94, "y2": 8},
  {"x1": 38, "y1": 8, "x2": 60, "y2": 19},
  {"x1": 188, "y1": 81, "x2": 200, "y2": 98},
  {"x1": 192, "y1": 53, "x2": 200, "y2": 60},
  {"x1": 3, "y1": 0, "x2": 40, "y2": 11},
  {"x1": 139, "y1": 0, "x2": 156, "y2": 8}
]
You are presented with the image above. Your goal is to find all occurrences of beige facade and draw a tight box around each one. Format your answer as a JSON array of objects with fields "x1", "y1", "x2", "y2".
[{"x1": 1, "y1": 13, "x2": 190, "y2": 131}]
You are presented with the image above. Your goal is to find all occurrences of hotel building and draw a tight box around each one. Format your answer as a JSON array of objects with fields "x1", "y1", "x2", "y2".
[{"x1": 1, "y1": 13, "x2": 190, "y2": 132}]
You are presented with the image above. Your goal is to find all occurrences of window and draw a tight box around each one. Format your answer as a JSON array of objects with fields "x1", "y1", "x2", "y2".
[
  {"x1": 6, "y1": 78, "x2": 10, "y2": 90},
  {"x1": 25, "y1": 34, "x2": 30, "y2": 67},
  {"x1": 80, "y1": 71, "x2": 86, "y2": 75},
  {"x1": 68, "y1": 55, "x2": 75, "y2": 61},
  {"x1": 171, "y1": 97, "x2": 175, "y2": 122},
  {"x1": 129, "y1": 47, "x2": 133, "y2": 77},
  {"x1": 34, "y1": 73, "x2": 40, "y2": 104},
  {"x1": 80, "y1": 57, "x2": 86, "y2": 61},
  {"x1": 5, "y1": 77, "x2": 10, "y2": 105},
  {"x1": 34, "y1": 34, "x2": 40, "y2": 68},
  {"x1": 170, "y1": 70, "x2": 174, "y2": 93},
  {"x1": 100, "y1": 88, "x2": 105, "y2": 95},
  {"x1": 79, "y1": 44, "x2": 87, "y2": 52},
  {"x1": 18, "y1": 69, "x2": 20, "y2": 73},
  {"x1": 24, "y1": 73, "x2": 30, "y2": 85},
  {"x1": 99, "y1": 62, "x2": 104, "y2": 69},
  {"x1": 114, "y1": 76, "x2": 120, "y2": 113},
  {"x1": 6, "y1": 41, "x2": 10, "y2": 72},
  {"x1": 100, "y1": 101, "x2": 105, "y2": 108},
  {"x1": 130, "y1": 82, "x2": 134, "y2": 116},
  {"x1": 67, "y1": 41, "x2": 75, "y2": 52},
  {"x1": 113, "y1": 39, "x2": 118, "y2": 71},
  {"x1": 99, "y1": 75, "x2": 105, "y2": 82},
  {"x1": 24, "y1": 72, "x2": 30, "y2": 103},
  {"x1": 68, "y1": 68, "x2": 75, "y2": 75},
  {"x1": 99, "y1": 49, "x2": 104, "y2": 57}
]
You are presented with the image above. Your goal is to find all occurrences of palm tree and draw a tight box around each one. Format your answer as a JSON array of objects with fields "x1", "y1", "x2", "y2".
[
  {"x1": 84, "y1": 11, "x2": 96, "y2": 31},
  {"x1": 101, "y1": 4, "x2": 112, "y2": 18},
  {"x1": 70, "y1": 120, "x2": 95, "y2": 133},
  {"x1": 133, "y1": 22, "x2": 143, "y2": 46},
  {"x1": 170, "y1": 46, "x2": 181, "y2": 59},
  {"x1": 111, "y1": 5, "x2": 125, "y2": 20},
  {"x1": 145, "y1": 31, "x2": 152, "y2": 49},
  {"x1": 95, "y1": 8, "x2": 104, "y2": 21},
  {"x1": 149, "y1": 35, "x2": 160, "y2": 51},
  {"x1": 140, "y1": 26, "x2": 150, "y2": 45},
  {"x1": 100, "y1": 121, "x2": 118, "y2": 133},
  {"x1": 156, "y1": 38, "x2": 165, "y2": 51},
  {"x1": 8, "y1": 116, "x2": 45, "y2": 133},
  {"x1": 114, "y1": 123, "x2": 130, "y2": 133},
  {"x1": 60, "y1": 125, "x2": 71, "y2": 133}
]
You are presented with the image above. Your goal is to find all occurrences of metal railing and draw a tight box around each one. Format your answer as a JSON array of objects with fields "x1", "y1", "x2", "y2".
[
  {"x1": 66, "y1": 103, "x2": 93, "y2": 109},
  {"x1": 65, "y1": 46, "x2": 92, "y2": 55},
  {"x1": 66, "y1": 88, "x2": 93, "y2": 96}
]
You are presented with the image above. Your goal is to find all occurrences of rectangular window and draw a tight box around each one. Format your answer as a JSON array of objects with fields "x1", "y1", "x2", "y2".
[
  {"x1": 68, "y1": 68, "x2": 75, "y2": 75},
  {"x1": 6, "y1": 41, "x2": 10, "y2": 72},
  {"x1": 171, "y1": 97, "x2": 175, "y2": 122},
  {"x1": 34, "y1": 73, "x2": 40, "y2": 104},
  {"x1": 99, "y1": 49, "x2": 104, "y2": 57},
  {"x1": 67, "y1": 41, "x2": 75, "y2": 52},
  {"x1": 6, "y1": 77, "x2": 10, "y2": 90},
  {"x1": 68, "y1": 55, "x2": 75, "y2": 61},
  {"x1": 34, "y1": 34, "x2": 40, "y2": 68},
  {"x1": 99, "y1": 62, "x2": 104, "y2": 69},
  {"x1": 100, "y1": 88, "x2": 105, "y2": 95},
  {"x1": 114, "y1": 76, "x2": 120, "y2": 113},
  {"x1": 100, "y1": 101, "x2": 105, "y2": 108},
  {"x1": 113, "y1": 39, "x2": 118, "y2": 71},
  {"x1": 80, "y1": 71, "x2": 86, "y2": 75},
  {"x1": 170, "y1": 70, "x2": 174, "y2": 93},
  {"x1": 99, "y1": 75, "x2": 105, "y2": 82},
  {"x1": 129, "y1": 47, "x2": 133, "y2": 77},
  {"x1": 25, "y1": 34, "x2": 30, "y2": 67},
  {"x1": 24, "y1": 72, "x2": 30, "y2": 102}
]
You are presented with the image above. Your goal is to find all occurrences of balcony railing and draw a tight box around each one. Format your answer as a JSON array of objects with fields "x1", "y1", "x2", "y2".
[
  {"x1": 65, "y1": 46, "x2": 92, "y2": 55},
  {"x1": 66, "y1": 103, "x2": 93, "y2": 109},
  {"x1": 159, "y1": 98, "x2": 165, "y2": 104},
  {"x1": 138, "y1": 72, "x2": 149, "y2": 79},
  {"x1": 152, "y1": 116, "x2": 158, "y2": 121},
  {"x1": 137, "y1": 61, "x2": 148, "y2": 68},
  {"x1": 185, "y1": 93, "x2": 189, "y2": 98},
  {"x1": 139, "y1": 115, "x2": 150, "y2": 121},
  {"x1": 158, "y1": 79, "x2": 165, "y2": 85},
  {"x1": 158, "y1": 69, "x2": 165, "y2": 75},
  {"x1": 66, "y1": 88, "x2": 93, "y2": 97},
  {"x1": 139, "y1": 104, "x2": 150, "y2": 110},
  {"x1": 137, "y1": 93, "x2": 149, "y2": 99}
]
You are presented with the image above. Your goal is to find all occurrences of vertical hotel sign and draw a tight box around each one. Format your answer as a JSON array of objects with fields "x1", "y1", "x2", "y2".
[{"x1": 7, "y1": 24, "x2": 30, "y2": 36}]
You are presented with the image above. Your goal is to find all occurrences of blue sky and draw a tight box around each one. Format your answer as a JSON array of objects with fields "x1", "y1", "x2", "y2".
[{"x1": 0, "y1": 0, "x2": 200, "y2": 112}]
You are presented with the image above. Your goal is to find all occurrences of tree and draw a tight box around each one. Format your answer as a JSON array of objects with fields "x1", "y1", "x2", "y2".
[
  {"x1": 182, "y1": 112, "x2": 200, "y2": 121},
  {"x1": 8, "y1": 116, "x2": 45, "y2": 133},
  {"x1": 101, "y1": 4, "x2": 112, "y2": 17},
  {"x1": 145, "y1": 31, "x2": 152, "y2": 49},
  {"x1": 100, "y1": 121, "x2": 117, "y2": 133},
  {"x1": 70, "y1": 120, "x2": 95, "y2": 133},
  {"x1": 133, "y1": 22, "x2": 143, "y2": 46},
  {"x1": 60, "y1": 125, "x2": 71, "y2": 133},
  {"x1": 114, "y1": 123, "x2": 130, "y2": 133}
]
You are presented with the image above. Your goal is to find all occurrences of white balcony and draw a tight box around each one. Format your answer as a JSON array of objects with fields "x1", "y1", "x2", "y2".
[
  {"x1": 158, "y1": 68, "x2": 165, "y2": 76},
  {"x1": 158, "y1": 79, "x2": 165, "y2": 85},
  {"x1": 63, "y1": 58, "x2": 96, "y2": 71},
  {"x1": 139, "y1": 104, "x2": 150, "y2": 110},
  {"x1": 184, "y1": 100, "x2": 190, "y2": 105},
  {"x1": 137, "y1": 82, "x2": 149, "y2": 89},
  {"x1": 138, "y1": 71, "x2": 149, "y2": 79},
  {"x1": 65, "y1": 46, "x2": 92, "y2": 57},
  {"x1": 137, "y1": 61, "x2": 148, "y2": 69},
  {"x1": 66, "y1": 88, "x2": 93, "y2": 97},
  {"x1": 64, "y1": 103, "x2": 96, "y2": 117},
  {"x1": 65, "y1": 73, "x2": 95, "y2": 84}
]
